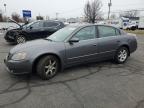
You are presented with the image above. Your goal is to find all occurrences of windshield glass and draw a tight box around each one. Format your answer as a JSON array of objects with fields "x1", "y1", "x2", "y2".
[
  {"x1": 22, "y1": 22, "x2": 35, "y2": 28},
  {"x1": 47, "y1": 26, "x2": 77, "y2": 42}
]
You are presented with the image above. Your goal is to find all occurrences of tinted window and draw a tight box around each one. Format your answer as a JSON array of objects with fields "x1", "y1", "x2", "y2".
[
  {"x1": 74, "y1": 26, "x2": 95, "y2": 41},
  {"x1": 30, "y1": 22, "x2": 43, "y2": 29},
  {"x1": 44, "y1": 22, "x2": 59, "y2": 27},
  {"x1": 98, "y1": 26, "x2": 117, "y2": 38}
]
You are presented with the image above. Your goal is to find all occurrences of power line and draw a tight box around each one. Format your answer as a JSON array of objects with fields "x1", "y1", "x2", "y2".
[{"x1": 103, "y1": 8, "x2": 144, "y2": 14}]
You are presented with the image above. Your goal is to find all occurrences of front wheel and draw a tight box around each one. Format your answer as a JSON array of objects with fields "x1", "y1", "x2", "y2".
[
  {"x1": 37, "y1": 55, "x2": 59, "y2": 80},
  {"x1": 114, "y1": 47, "x2": 129, "y2": 64},
  {"x1": 16, "y1": 35, "x2": 26, "y2": 44}
]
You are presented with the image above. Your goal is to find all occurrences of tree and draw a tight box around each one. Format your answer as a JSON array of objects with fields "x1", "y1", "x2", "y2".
[
  {"x1": 11, "y1": 12, "x2": 21, "y2": 22},
  {"x1": 0, "y1": 13, "x2": 3, "y2": 22},
  {"x1": 36, "y1": 15, "x2": 44, "y2": 20},
  {"x1": 120, "y1": 10, "x2": 139, "y2": 17},
  {"x1": 84, "y1": 0, "x2": 102, "y2": 23}
]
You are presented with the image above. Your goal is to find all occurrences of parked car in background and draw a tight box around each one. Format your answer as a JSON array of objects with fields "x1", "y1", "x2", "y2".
[
  {"x1": 138, "y1": 16, "x2": 144, "y2": 29},
  {"x1": 4, "y1": 24, "x2": 137, "y2": 80},
  {"x1": 127, "y1": 21, "x2": 138, "y2": 30},
  {"x1": 106, "y1": 17, "x2": 130, "y2": 29},
  {"x1": 4, "y1": 19, "x2": 65, "y2": 44}
]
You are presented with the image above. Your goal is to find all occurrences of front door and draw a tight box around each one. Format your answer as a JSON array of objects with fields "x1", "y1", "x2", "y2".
[{"x1": 65, "y1": 26, "x2": 98, "y2": 65}]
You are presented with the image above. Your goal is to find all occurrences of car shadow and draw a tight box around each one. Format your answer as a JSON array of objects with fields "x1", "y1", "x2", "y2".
[{"x1": 13, "y1": 60, "x2": 114, "y2": 82}]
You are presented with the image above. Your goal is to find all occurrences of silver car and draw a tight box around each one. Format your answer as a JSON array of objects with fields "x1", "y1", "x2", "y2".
[{"x1": 4, "y1": 24, "x2": 137, "y2": 80}]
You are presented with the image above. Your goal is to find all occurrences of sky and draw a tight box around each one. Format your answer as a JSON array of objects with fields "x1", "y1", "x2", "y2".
[{"x1": 0, "y1": 0, "x2": 144, "y2": 19}]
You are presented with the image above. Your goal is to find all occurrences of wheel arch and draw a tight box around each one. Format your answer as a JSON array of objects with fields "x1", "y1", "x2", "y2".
[
  {"x1": 18, "y1": 31, "x2": 27, "y2": 37},
  {"x1": 118, "y1": 44, "x2": 130, "y2": 56},
  {"x1": 15, "y1": 31, "x2": 28, "y2": 39},
  {"x1": 32, "y1": 53, "x2": 63, "y2": 73}
]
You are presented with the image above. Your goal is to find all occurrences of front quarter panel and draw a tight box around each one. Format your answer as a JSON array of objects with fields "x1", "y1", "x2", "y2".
[{"x1": 27, "y1": 42, "x2": 66, "y2": 69}]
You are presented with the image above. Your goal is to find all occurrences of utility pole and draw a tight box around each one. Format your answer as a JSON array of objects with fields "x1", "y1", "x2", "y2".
[
  {"x1": 4, "y1": 4, "x2": 6, "y2": 13},
  {"x1": 56, "y1": 12, "x2": 59, "y2": 20},
  {"x1": 108, "y1": 0, "x2": 112, "y2": 19},
  {"x1": 4, "y1": 3, "x2": 7, "y2": 21}
]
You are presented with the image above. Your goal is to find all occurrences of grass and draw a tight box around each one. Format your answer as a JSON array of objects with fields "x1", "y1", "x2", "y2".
[{"x1": 125, "y1": 30, "x2": 144, "y2": 36}]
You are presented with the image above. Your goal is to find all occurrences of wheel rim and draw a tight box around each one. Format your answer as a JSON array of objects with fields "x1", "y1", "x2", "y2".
[
  {"x1": 118, "y1": 49, "x2": 128, "y2": 62},
  {"x1": 17, "y1": 36, "x2": 26, "y2": 44},
  {"x1": 44, "y1": 59, "x2": 57, "y2": 77}
]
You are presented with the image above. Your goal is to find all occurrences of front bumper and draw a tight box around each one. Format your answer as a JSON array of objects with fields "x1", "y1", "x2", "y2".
[
  {"x1": 4, "y1": 35, "x2": 15, "y2": 42},
  {"x1": 4, "y1": 32, "x2": 15, "y2": 42},
  {"x1": 4, "y1": 58, "x2": 32, "y2": 75}
]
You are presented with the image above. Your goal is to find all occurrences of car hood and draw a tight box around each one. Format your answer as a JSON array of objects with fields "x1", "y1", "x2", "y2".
[
  {"x1": 7, "y1": 28, "x2": 22, "y2": 31},
  {"x1": 10, "y1": 39, "x2": 64, "y2": 54},
  {"x1": 8, "y1": 19, "x2": 22, "y2": 28}
]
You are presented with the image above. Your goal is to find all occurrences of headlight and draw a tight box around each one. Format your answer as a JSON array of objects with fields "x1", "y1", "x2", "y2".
[{"x1": 11, "y1": 52, "x2": 27, "y2": 60}]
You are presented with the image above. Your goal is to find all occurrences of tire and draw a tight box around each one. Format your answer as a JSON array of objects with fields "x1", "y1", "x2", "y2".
[
  {"x1": 114, "y1": 47, "x2": 129, "y2": 64},
  {"x1": 36, "y1": 55, "x2": 59, "y2": 80},
  {"x1": 16, "y1": 35, "x2": 26, "y2": 44}
]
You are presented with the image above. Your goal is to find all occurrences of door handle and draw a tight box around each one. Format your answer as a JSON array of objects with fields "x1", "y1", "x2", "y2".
[{"x1": 93, "y1": 44, "x2": 97, "y2": 46}]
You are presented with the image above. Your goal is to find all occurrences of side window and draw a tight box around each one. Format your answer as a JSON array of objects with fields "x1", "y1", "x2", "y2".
[
  {"x1": 43, "y1": 22, "x2": 59, "y2": 28},
  {"x1": 98, "y1": 26, "x2": 117, "y2": 38},
  {"x1": 73, "y1": 26, "x2": 96, "y2": 41},
  {"x1": 31, "y1": 22, "x2": 43, "y2": 29}
]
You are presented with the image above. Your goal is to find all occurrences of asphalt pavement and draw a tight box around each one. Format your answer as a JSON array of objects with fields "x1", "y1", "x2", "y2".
[{"x1": 0, "y1": 33, "x2": 144, "y2": 108}]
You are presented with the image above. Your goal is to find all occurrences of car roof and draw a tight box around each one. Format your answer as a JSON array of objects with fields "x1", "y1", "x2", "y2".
[
  {"x1": 37, "y1": 20, "x2": 63, "y2": 23},
  {"x1": 67, "y1": 23, "x2": 120, "y2": 30}
]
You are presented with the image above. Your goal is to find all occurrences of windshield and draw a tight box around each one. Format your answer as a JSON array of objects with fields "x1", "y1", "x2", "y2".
[
  {"x1": 47, "y1": 26, "x2": 77, "y2": 42},
  {"x1": 22, "y1": 22, "x2": 35, "y2": 28}
]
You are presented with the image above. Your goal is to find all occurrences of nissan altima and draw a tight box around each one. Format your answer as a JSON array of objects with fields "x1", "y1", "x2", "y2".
[{"x1": 4, "y1": 24, "x2": 137, "y2": 80}]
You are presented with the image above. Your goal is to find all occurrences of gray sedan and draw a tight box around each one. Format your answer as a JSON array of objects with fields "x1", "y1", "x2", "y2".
[{"x1": 4, "y1": 24, "x2": 137, "y2": 80}]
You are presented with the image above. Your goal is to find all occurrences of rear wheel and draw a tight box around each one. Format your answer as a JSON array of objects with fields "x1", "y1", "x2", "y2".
[
  {"x1": 36, "y1": 55, "x2": 59, "y2": 80},
  {"x1": 114, "y1": 47, "x2": 129, "y2": 64},
  {"x1": 16, "y1": 35, "x2": 26, "y2": 44}
]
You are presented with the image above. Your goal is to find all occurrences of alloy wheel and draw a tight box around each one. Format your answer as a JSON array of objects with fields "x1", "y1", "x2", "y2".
[
  {"x1": 44, "y1": 59, "x2": 57, "y2": 77},
  {"x1": 16, "y1": 36, "x2": 26, "y2": 44},
  {"x1": 118, "y1": 49, "x2": 128, "y2": 62}
]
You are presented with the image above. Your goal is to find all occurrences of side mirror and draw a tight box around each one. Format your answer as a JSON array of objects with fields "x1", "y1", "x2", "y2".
[
  {"x1": 29, "y1": 26, "x2": 33, "y2": 30},
  {"x1": 69, "y1": 37, "x2": 79, "y2": 43}
]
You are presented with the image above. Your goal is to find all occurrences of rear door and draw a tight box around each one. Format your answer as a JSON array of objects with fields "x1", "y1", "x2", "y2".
[
  {"x1": 65, "y1": 26, "x2": 98, "y2": 65},
  {"x1": 97, "y1": 25, "x2": 121, "y2": 58}
]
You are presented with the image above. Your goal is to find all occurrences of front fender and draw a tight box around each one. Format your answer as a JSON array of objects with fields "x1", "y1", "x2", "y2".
[{"x1": 27, "y1": 46, "x2": 66, "y2": 71}]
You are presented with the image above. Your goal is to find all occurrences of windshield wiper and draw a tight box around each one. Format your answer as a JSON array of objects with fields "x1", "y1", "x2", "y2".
[{"x1": 44, "y1": 38, "x2": 53, "y2": 41}]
